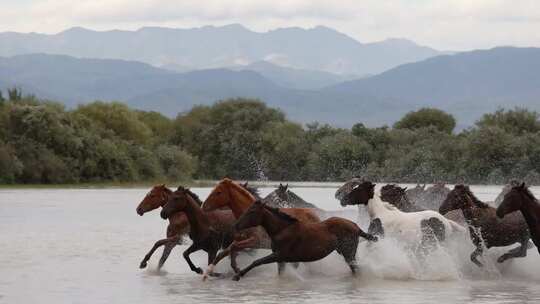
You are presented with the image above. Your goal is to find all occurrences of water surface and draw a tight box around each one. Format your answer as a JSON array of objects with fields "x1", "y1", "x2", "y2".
[{"x1": 1, "y1": 186, "x2": 539, "y2": 303}]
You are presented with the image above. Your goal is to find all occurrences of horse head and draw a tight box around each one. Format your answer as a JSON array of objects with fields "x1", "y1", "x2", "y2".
[
  {"x1": 497, "y1": 182, "x2": 529, "y2": 218},
  {"x1": 235, "y1": 200, "x2": 266, "y2": 231},
  {"x1": 380, "y1": 184, "x2": 407, "y2": 207},
  {"x1": 439, "y1": 184, "x2": 471, "y2": 215},
  {"x1": 203, "y1": 178, "x2": 234, "y2": 212},
  {"x1": 336, "y1": 179, "x2": 375, "y2": 206},
  {"x1": 161, "y1": 188, "x2": 191, "y2": 219},
  {"x1": 136, "y1": 184, "x2": 171, "y2": 216}
]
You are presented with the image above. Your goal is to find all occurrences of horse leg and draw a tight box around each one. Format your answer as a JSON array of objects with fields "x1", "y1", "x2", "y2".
[
  {"x1": 202, "y1": 237, "x2": 255, "y2": 280},
  {"x1": 368, "y1": 218, "x2": 384, "y2": 238},
  {"x1": 497, "y1": 241, "x2": 529, "y2": 263},
  {"x1": 232, "y1": 253, "x2": 279, "y2": 281},
  {"x1": 470, "y1": 245, "x2": 484, "y2": 267},
  {"x1": 206, "y1": 248, "x2": 223, "y2": 278},
  {"x1": 139, "y1": 235, "x2": 180, "y2": 269},
  {"x1": 338, "y1": 238, "x2": 360, "y2": 275},
  {"x1": 183, "y1": 243, "x2": 203, "y2": 274},
  {"x1": 277, "y1": 262, "x2": 286, "y2": 275},
  {"x1": 158, "y1": 240, "x2": 178, "y2": 269}
]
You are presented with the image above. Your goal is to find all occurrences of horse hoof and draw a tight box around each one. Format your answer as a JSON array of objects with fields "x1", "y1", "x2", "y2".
[
  {"x1": 232, "y1": 274, "x2": 241, "y2": 281},
  {"x1": 139, "y1": 262, "x2": 147, "y2": 269}
]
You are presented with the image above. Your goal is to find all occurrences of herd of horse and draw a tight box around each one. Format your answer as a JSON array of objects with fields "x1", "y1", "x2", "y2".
[{"x1": 135, "y1": 178, "x2": 540, "y2": 281}]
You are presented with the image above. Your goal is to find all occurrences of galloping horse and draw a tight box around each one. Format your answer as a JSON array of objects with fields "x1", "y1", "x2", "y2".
[
  {"x1": 136, "y1": 185, "x2": 190, "y2": 269},
  {"x1": 440, "y1": 185, "x2": 531, "y2": 266},
  {"x1": 160, "y1": 187, "x2": 237, "y2": 276},
  {"x1": 263, "y1": 183, "x2": 318, "y2": 208},
  {"x1": 337, "y1": 181, "x2": 464, "y2": 253},
  {"x1": 230, "y1": 200, "x2": 377, "y2": 281},
  {"x1": 201, "y1": 178, "x2": 320, "y2": 279},
  {"x1": 380, "y1": 184, "x2": 424, "y2": 212},
  {"x1": 381, "y1": 184, "x2": 466, "y2": 225},
  {"x1": 497, "y1": 183, "x2": 540, "y2": 255}
]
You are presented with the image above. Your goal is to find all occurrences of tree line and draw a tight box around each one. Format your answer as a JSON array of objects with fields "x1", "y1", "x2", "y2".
[{"x1": 1, "y1": 89, "x2": 539, "y2": 185}]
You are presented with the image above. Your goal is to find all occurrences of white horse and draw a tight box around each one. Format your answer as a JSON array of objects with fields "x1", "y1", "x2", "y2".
[
  {"x1": 366, "y1": 193, "x2": 466, "y2": 246},
  {"x1": 335, "y1": 180, "x2": 465, "y2": 249}
]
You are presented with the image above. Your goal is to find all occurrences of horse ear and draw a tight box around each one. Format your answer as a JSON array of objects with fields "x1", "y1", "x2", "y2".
[
  {"x1": 285, "y1": 183, "x2": 289, "y2": 190},
  {"x1": 403, "y1": 187, "x2": 408, "y2": 191},
  {"x1": 520, "y1": 182, "x2": 526, "y2": 189}
]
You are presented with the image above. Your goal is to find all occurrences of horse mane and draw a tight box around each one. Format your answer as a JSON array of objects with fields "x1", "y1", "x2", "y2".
[
  {"x1": 177, "y1": 186, "x2": 203, "y2": 206},
  {"x1": 263, "y1": 205, "x2": 299, "y2": 223},
  {"x1": 241, "y1": 183, "x2": 261, "y2": 200},
  {"x1": 462, "y1": 186, "x2": 490, "y2": 209},
  {"x1": 519, "y1": 186, "x2": 538, "y2": 203}
]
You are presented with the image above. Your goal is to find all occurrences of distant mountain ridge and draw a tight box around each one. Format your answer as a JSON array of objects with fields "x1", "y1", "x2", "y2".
[
  {"x1": 0, "y1": 24, "x2": 443, "y2": 76},
  {"x1": 1, "y1": 47, "x2": 539, "y2": 128}
]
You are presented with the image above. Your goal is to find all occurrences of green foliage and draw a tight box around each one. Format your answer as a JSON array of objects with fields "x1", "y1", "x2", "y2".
[
  {"x1": 74, "y1": 102, "x2": 152, "y2": 145},
  {"x1": 394, "y1": 108, "x2": 456, "y2": 134},
  {"x1": 0, "y1": 90, "x2": 538, "y2": 185},
  {"x1": 476, "y1": 108, "x2": 540, "y2": 135}
]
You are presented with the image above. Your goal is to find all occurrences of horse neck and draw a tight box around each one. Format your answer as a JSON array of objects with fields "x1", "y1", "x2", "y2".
[
  {"x1": 227, "y1": 183, "x2": 256, "y2": 218},
  {"x1": 518, "y1": 193, "x2": 540, "y2": 226},
  {"x1": 260, "y1": 209, "x2": 294, "y2": 238},
  {"x1": 367, "y1": 196, "x2": 392, "y2": 218},
  {"x1": 183, "y1": 196, "x2": 210, "y2": 237}
]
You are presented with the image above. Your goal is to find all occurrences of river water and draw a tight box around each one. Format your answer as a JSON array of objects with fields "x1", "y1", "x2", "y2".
[{"x1": 1, "y1": 185, "x2": 539, "y2": 304}]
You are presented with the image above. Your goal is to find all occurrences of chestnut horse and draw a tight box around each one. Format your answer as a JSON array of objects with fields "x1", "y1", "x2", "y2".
[
  {"x1": 440, "y1": 185, "x2": 531, "y2": 267},
  {"x1": 497, "y1": 183, "x2": 540, "y2": 255},
  {"x1": 160, "y1": 187, "x2": 237, "y2": 275},
  {"x1": 201, "y1": 178, "x2": 320, "y2": 279},
  {"x1": 230, "y1": 200, "x2": 377, "y2": 281},
  {"x1": 136, "y1": 184, "x2": 190, "y2": 269}
]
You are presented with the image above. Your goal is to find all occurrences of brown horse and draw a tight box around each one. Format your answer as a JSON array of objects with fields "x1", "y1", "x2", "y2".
[
  {"x1": 136, "y1": 184, "x2": 190, "y2": 269},
  {"x1": 230, "y1": 200, "x2": 377, "y2": 281},
  {"x1": 439, "y1": 185, "x2": 531, "y2": 267},
  {"x1": 201, "y1": 178, "x2": 320, "y2": 278},
  {"x1": 160, "y1": 187, "x2": 237, "y2": 275},
  {"x1": 497, "y1": 183, "x2": 540, "y2": 255}
]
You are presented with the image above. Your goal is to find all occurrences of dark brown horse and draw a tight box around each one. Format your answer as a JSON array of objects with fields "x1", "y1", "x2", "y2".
[
  {"x1": 160, "y1": 187, "x2": 237, "y2": 275},
  {"x1": 381, "y1": 184, "x2": 424, "y2": 212},
  {"x1": 230, "y1": 200, "x2": 377, "y2": 281},
  {"x1": 497, "y1": 183, "x2": 540, "y2": 255},
  {"x1": 136, "y1": 184, "x2": 190, "y2": 269},
  {"x1": 440, "y1": 185, "x2": 531, "y2": 267}
]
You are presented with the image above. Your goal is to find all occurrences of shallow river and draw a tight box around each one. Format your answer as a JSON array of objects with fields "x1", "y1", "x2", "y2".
[{"x1": 1, "y1": 185, "x2": 539, "y2": 304}]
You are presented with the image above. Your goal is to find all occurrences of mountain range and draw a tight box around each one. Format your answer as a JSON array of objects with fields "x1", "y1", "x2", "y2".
[
  {"x1": 1, "y1": 46, "x2": 539, "y2": 128},
  {"x1": 0, "y1": 25, "x2": 443, "y2": 76}
]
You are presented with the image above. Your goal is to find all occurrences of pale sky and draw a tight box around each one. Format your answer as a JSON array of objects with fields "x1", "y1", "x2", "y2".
[{"x1": 1, "y1": 0, "x2": 539, "y2": 50}]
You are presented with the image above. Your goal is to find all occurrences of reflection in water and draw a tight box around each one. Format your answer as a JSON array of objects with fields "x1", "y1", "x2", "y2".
[{"x1": 0, "y1": 186, "x2": 539, "y2": 304}]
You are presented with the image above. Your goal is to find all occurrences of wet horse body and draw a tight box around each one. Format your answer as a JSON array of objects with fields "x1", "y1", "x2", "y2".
[
  {"x1": 337, "y1": 180, "x2": 464, "y2": 251},
  {"x1": 230, "y1": 200, "x2": 377, "y2": 281},
  {"x1": 440, "y1": 185, "x2": 531, "y2": 266},
  {"x1": 497, "y1": 183, "x2": 540, "y2": 255},
  {"x1": 160, "y1": 188, "x2": 237, "y2": 275}
]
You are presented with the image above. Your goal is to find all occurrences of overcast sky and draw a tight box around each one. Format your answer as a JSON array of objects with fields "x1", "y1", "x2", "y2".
[{"x1": 1, "y1": 0, "x2": 539, "y2": 50}]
